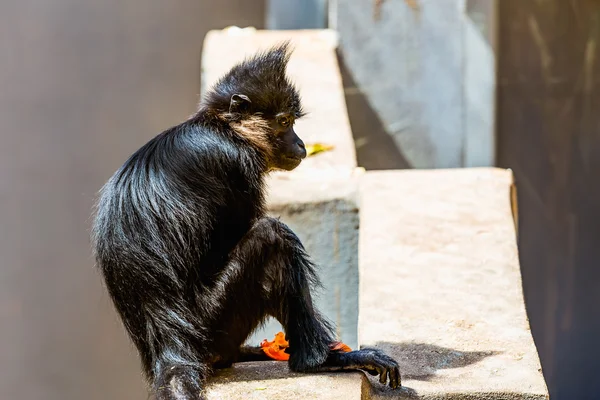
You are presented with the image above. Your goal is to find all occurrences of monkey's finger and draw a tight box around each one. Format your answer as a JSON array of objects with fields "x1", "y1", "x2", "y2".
[
  {"x1": 375, "y1": 365, "x2": 387, "y2": 380},
  {"x1": 379, "y1": 368, "x2": 388, "y2": 385},
  {"x1": 390, "y1": 367, "x2": 401, "y2": 389}
]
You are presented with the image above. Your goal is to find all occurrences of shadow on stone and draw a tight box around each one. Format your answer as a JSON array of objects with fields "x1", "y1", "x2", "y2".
[
  {"x1": 210, "y1": 341, "x2": 497, "y2": 391},
  {"x1": 374, "y1": 341, "x2": 499, "y2": 382},
  {"x1": 361, "y1": 342, "x2": 499, "y2": 399},
  {"x1": 211, "y1": 361, "x2": 305, "y2": 384},
  {"x1": 336, "y1": 50, "x2": 412, "y2": 171}
]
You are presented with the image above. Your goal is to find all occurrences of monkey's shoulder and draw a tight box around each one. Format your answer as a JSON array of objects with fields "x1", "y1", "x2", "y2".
[
  {"x1": 114, "y1": 122, "x2": 262, "y2": 200},
  {"x1": 119, "y1": 122, "x2": 243, "y2": 173}
]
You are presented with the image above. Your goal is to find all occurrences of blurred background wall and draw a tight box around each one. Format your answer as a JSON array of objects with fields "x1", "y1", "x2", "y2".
[
  {"x1": 335, "y1": 0, "x2": 496, "y2": 169},
  {"x1": 334, "y1": 2, "x2": 600, "y2": 399},
  {"x1": 496, "y1": 2, "x2": 600, "y2": 399},
  {"x1": 1, "y1": 0, "x2": 599, "y2": 399},
  {"x1": 0, "y1": 1, "x2": 265, "y2": 399}
]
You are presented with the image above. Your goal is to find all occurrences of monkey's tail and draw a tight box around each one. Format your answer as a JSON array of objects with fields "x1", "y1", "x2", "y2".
[{"x1": 152, "y1": 364, "x2": 207, "y2": 400}]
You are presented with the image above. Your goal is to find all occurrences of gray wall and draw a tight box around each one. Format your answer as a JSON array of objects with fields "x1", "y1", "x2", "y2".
[
  {"x1": 333, "y1": 0, "x2": 497, "y2": 169},
  {"x1": 0, "y1": 1, "x2": 264, "y2": 399},
  {"x1": 266, "y1": 0, "x2": 328, "y2": 29}
]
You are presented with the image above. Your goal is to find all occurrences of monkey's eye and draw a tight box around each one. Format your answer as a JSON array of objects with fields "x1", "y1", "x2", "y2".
[{"x1": 278, "y1": 115, "x2": 292, "y2": 128}]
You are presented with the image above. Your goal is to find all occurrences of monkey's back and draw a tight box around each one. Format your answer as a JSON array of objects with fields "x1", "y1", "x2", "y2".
[{"x1": 91, "y1": 120, "x2": 266, "y2": 297}]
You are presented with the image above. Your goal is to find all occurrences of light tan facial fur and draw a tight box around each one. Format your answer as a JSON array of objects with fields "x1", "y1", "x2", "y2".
[{"x1": 228, "y1": 115, "x2": 274, "y2": 159}]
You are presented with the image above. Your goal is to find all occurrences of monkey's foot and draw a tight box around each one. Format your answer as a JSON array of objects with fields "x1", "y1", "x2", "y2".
[{"x1": 320, "y1": 348, "x2": 401, "y2": 389}]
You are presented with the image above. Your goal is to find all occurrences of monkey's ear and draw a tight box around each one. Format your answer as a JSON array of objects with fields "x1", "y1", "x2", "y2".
[{"x1": 229, "y1": 94, "x2": 251, "y2": 114}]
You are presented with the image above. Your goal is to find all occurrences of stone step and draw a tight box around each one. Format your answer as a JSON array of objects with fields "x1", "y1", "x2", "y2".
[
  {"x1": 358, "y1": 168, "x2": 548, "y2": 399},
  {"x1": 206, "y1": 361, "x2": 365, "y2": 400},
  {"x1": 207, "y1": 167, "x2": 548, "y2": 399},
  {"x1": 202, "y1": 28, "x2": 548, "y2": 400}
]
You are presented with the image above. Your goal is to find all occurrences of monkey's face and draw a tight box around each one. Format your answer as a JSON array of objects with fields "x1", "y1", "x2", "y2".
[
  {"x1": 269, "y1": 113, "x2": 307, "y2": 171},
  {"x1": 205, "y1": 42, "x2": 308, "y2": 171}
]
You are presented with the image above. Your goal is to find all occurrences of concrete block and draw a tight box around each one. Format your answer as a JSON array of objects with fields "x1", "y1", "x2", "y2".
[
  {"x1": 333, "y1": 0, "x2": 498, "y2": 168},
  {"x1": 358, "y1": 168, "x2": 548, "y2": 399},
  {"x1": 247, "y1": 168, "x2": 363, "y2": 350},
  {"x1": 206, "y1": 361, "x2": 366, "y2": 400},
  {"x1": 335, "y1": 0, "x2": 465, "y2": 168},
  {"x1": 266, "y1": 0, "x2": 327, "y2": 30},
  {"x1": 201, "y1": 28, "x2": 357, "y2": 172},
  {"x1": 464, "y1": 0, "x2": 498, "y2": 167}
]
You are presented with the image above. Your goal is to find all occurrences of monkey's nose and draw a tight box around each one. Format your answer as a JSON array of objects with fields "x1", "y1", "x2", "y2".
[{"x1": 296, "y1": 140, "x2": 307, "y2": 159}]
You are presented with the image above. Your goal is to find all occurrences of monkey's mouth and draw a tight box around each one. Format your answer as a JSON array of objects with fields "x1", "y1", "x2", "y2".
[{"x1": 281, "y1": 156, "x2": 302, "y2": 170}]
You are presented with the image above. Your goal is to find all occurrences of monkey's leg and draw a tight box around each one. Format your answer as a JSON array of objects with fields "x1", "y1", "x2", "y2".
[
  {"x1": 259, "y1": 219, "x2": 401, "y2": 389},
  {"x1": 257, "y1": 218, "x2": 336, "y2": 371},
  {"x1": 230, "y1": 346, "x2": 401, "y2": 388},
  {"x1": 237, "y1": 346, "x2": 273, "y2": 362},
  {"x1": 203, "y1": 217, "x2": 333, "y2": 370},
  {"x1": 206, "y1": 217, "x2": 399, "y2": 388},
  {"x1": 212, "y1": 346, "x2": 272, "y2": 368}
]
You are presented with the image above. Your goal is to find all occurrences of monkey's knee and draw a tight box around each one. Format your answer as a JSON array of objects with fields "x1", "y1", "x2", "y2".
[
  {"x1": 255, "y1": 217, "x2": 303, "y2": 244},
  {"x1": 252, "y1": 216, "x2": 285, "y2": 234},
  {"x1": 246, "y1": 217, "x2": 295, "y2": 248}
]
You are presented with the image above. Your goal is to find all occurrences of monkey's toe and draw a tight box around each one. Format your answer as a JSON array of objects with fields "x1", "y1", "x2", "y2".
[{"x1": 362, "y1": 348, "x2": 401, "y2": 389}]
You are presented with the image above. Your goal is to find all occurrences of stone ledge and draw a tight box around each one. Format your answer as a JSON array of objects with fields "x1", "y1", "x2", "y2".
[
  {"x1": 199, "y1": 28, "x2": 547, "y2": 400},
  {"x1": 206, "y1": 168, "x2": 548, "y2": 399},
  {"x1": 266, "y1": 167, "x2": 363, "y2": 210},
  {"x1": 206, "y1": 361, "x2": 366, "y2": 400},
  {"x1": 358, "y1": 168, "x2": 548, "y2": 399}
]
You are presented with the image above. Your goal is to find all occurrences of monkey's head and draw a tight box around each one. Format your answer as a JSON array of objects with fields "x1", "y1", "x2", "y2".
[{"x1": 203, "y1": 42, "x2": 307, "y2": 171}]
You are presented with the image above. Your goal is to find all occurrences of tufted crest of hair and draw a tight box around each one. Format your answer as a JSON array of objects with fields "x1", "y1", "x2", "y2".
[{"x1": 202, "y1": 42, "x2": 305, "y2": 122}]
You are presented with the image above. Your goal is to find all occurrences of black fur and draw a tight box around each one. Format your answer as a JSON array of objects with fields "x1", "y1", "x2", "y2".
[
  {"x1": 91, "y1": 43, "x2": 399, "y2": 400},
  {"x1": 202, "y1": 42, "x2": 305, "y2": 121}
]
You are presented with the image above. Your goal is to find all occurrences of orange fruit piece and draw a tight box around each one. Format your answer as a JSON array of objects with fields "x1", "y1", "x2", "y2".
[
  {"x1": 260, "y1": 332, "x2": 290, "y2": 361},
  {"x1": 260, "y1": 332, "x2": 352, "y2": 361},
  {"x1": 330, "y1": 341, "x2": 352, "y2": 352}
]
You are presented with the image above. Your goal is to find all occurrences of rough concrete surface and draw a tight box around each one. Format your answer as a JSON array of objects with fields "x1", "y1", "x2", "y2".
[
  {"x1": 206, "y1": 361, "x2": 366, "y2": 400},
  {"x1": 201, "y1": 28, "x2": 357, "y2": 172},
  {"x1": 335, "y1": 0, "x2": 465, "y2": 168},
  {"x1": 334, "y1": 0, "x2": 497, "y2": 168},
  {"x1": 359, "y1": 168, "x2": 548, "y2": 399}
]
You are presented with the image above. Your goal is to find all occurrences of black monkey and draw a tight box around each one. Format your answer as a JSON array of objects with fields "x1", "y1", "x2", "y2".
[{"x1": 91, "y1": 42, "x2": 400, "y2": 400}]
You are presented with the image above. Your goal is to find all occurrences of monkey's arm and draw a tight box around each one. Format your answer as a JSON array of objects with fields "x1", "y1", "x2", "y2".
[
  {"x1": 211, "y1": 346, "x2": 271, "y2": 370},
  {"x1": 237, "y1": 346, "x2": 273, "y2": 362}
]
